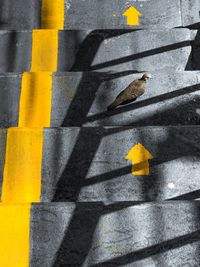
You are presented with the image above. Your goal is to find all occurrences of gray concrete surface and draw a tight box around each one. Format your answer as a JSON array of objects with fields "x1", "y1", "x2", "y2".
[
  {"x1": 0, "y1": 74, "x2": 21, "y2": 127},
  {"x1": 0, "y1": 31, "x2": 32, "y2": 72},
  {"x1": 30, "y1": 201, "x2": 200, "y2": 266},
  {"x1": 0, "y1": 29, "x2": 195, "y2": 72},
  {"x1": 0, "y1": 127, "x2": 200, "y2": 202},
  {"x1": 64, "y1": 0, "x2": 182, "y2": 29},
  {"x1": 0, "y1": 0, "x2": 199, "y2": 30},
  {"x1": 181, "y1": 0, "x2": 200, "y2": 27},
  {"x1": 84, "y1": 29, "x2": 193, "y2": 72},
  {"x1": 41, "y1": 127, "x2": 200, "y2": 202},
  {"x1": 0, "y1": 0, "x2": 41, "y2": 30},
  {"x1": 1, "y1": 71, "x2": 200, "y2": 127},
  {"x1": 53, "y1": 71, "x2": 200, "y2": 126}
]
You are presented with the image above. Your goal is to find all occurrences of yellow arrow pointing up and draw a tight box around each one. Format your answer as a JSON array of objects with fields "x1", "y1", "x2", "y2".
[
  {"x1": 123, "y1": 6, "x2": 142, "y2": 26},
  {"x1": 125, "y1": 143, "x2": 153, "y2": 176}
]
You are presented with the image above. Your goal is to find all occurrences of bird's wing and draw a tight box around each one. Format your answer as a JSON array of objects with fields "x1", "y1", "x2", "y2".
[{"x1": 128, "y1": 80, "x2": 145, "y2": 97}]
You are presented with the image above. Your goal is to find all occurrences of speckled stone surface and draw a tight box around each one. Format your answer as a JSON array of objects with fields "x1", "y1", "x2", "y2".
[
  {"x1": 1, "y1": 127, "x2": 200, "y2": 202},
  {"x1": 0, "y1": 0, "x2": 200, "y2": 30},
  {"x1": 1, "y1": 71, "x2": 200, "y2": 127},
  {"x1": 0, "y1": 29, "x2": 195, "y2": 72},
  {"x1": 30, "y1": 201, "x2": 200, "y2": 266}
]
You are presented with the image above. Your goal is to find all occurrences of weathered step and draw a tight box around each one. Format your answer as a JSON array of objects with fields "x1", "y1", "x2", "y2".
[
  {"x1": 0, "y1": 29, "x2": 198, "y2": 72},
  {"x1": 0, "y1": 0, "x2": 200, "y2": 30},
  {"x1": 1, "y1": 71, "x2": 200, "y2": 127},
  {"x1": 1, "y1": 202, "x2": 200, "y2": 266},
  {"x1": 0, "y1": 127, "x2": 200, "y2": 203}
]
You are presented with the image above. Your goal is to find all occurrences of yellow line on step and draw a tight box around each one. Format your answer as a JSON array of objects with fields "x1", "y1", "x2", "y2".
[
  {"x1": 41, "y1": 0, "x2": 65, "y2": 29},
  {"x1": 0, "y1": 204, "x2": 31, "y2": 267},
  {"x1": 31, "y1": 30, "x2": 59, "y2": 72},
  {"x1": 1, "y1": 128, "x2": 43, "y2": 203},
  {"x1": 18, "y1": 72, "x2": 52, "y2": 128}
]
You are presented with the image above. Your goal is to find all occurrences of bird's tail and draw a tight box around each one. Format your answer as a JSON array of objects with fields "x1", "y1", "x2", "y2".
[{"x1": 107, "y1": 101, "x2": 118, "y2": 111}]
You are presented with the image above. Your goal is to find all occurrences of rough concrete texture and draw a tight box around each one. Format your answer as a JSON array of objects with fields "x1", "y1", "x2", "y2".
[
  {"x1": 0, "y1": 29, "x2": 196, "y2": 72},
  {"x1": 1, "y1": 71, "x2": 200, "y2": 127},
  {"x1": 0, "y1": 31, "x2": 32, "y2": 72},
  {"x1": 83, "y1": 29, "x2": 192, "y2": 72},
  {"x1": 0, "y1": 0, "x2": 200, "y2": 30},
  {"x1": 0, "y1": 74, "x2": 21, "y2": 127},
  {"x1": 0, "y1": 127, "x2": 196, "y2": 203},
  {"x1": 40, "y1": 127, "x2": 200, "y2": 202},
  {"x1": 53, "y1": 71, "x2": 200, "y2": 126},
  {"x1": 0, "y1": 0, "x2": 41, "y2": 30},
  {"x1": 1, "y1": 127, "x2": 200, "y2": 202},
  {"x1": 30, "y1": 201, "x2": 200, "y2": 266},
  {"x1": 181, "y1": 0, "x2": 200, "y2": 27},
  {"x1": 64, "y1": 0, "x2": 182, "y2": 29}
]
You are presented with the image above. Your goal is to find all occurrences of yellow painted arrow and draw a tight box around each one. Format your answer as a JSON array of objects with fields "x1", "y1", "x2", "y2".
[
  {"x1": 125, "y1": 143, "x2": 153, "y2": 176},
  {"x1": 123, "y1": 6, "x2": 142, "y2": 26}
]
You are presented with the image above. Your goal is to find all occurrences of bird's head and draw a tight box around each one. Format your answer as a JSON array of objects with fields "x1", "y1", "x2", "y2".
[{"x1": 141, "y1": 73, "x2": 152, "y2": 81}]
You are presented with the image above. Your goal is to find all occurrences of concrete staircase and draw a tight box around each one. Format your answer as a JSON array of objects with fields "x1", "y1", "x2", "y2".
[{"x1": 0, "y1": 0, "x2": 200, "y2": 266}]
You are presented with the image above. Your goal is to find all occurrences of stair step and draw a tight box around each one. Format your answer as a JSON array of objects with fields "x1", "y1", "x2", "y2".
[
  {"x1": 0, "y1": 127, "x2": 200, "y2": 203},
  {"x1": 0, "y1": 71, "x2": 200, "y2": 127},
  {"x1": 0, "y1": 0, "x2": 200, "y2": 30},
  {"x1": 0, "y1": 29, "x2": 198, "y2": 72},
  {"x1": 1, "y1": 201, "x2": 200, "y2": 266}
]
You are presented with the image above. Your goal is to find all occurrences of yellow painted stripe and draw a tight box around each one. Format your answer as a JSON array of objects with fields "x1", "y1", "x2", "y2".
[
  {"x1": 41, "y1": 0, "x2": 65, "y2": 29},
  {"x1": 0, "y1": 204, "x2": 30, "y2": 267},
  {"x1": 31, "y1": 30, "x2": 59, "y2": 72},
  {"x1": 1, "y1": 128, "x2": 43, "y2": 203},
  {"x1": 18, "y1": 72, "x2": 52, "y2": 128}
]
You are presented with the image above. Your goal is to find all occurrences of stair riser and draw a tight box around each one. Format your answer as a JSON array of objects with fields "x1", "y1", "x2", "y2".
[{"x1": 0, "y1": 29, "x2": 199, "y2": 72}]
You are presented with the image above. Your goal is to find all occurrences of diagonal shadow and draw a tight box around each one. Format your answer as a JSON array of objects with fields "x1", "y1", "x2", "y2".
[
  {"x1": 62, "y1": 72, "x2": 103, "y2": 126},
  {"x1": 90, "y1": 229, "x2": 200, "y2": 267},
  {"x1": 52, "y1": 201, "x2": 147, "y2": 267},
  {"x1": 71, "y1": 30, "x2": 134, "y2": 71},
  {"x1": 61, "y1": 70, "x2": 142, "y2": 127},
  {"x1": 190, "y1": 27, "x2": 200, "y2": 70},
  {"x1": 86, "y1": 84, "x2": 200, "y2": 124},
  {"x1": 70, "y1": 30, "x2": 105, "y2": 71},
  {"x1": 52, "y1": 202, "x2": 103, "y2": 267},
  {"x1": 89, "y1": 41, "x2": 191, "y2": 71},
  {"x1": 169, "y1": 190, "x2": 200, "y2": 200},
  {"x1": 5, "y1": 31, "x2": 18, "y2": 72},
  {"x1": 52, "y1": 127, "x2": 104, "y2": 201},
  {"x1": 62, "y1": 30, "x2": 140, "y2": 127},
  {"x1": 126, "y1": 95, "x2": 200, "y2": 126}
]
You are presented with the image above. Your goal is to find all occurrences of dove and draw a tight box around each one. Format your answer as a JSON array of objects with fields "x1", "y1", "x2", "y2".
[{"x1": 107, "y1": 73, "x2": 152, "y2": 111}]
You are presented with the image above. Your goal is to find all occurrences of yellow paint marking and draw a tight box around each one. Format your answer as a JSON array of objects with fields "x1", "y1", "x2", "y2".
[
  {"x1": 41, "y1": 0, "x2": 65, "y2": 29},
  {"x1": 19, "y1": 72, "x2": 52, "y2": 128},
  {"x1": 1, "y1": 128, "x2": 43, "y2": 203},
  {"x1": 31, "y1": 30, "x2": 59, "y2": 72},
  {"x1": 125, "y1": 143, "x2": 153, "y2": 176},
  {"x1": 0, "y1": 204, "x2": 30, "y2": 267},
  {"x1": 123, "y1": 6, "x2": 142, "y2": 26}
]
